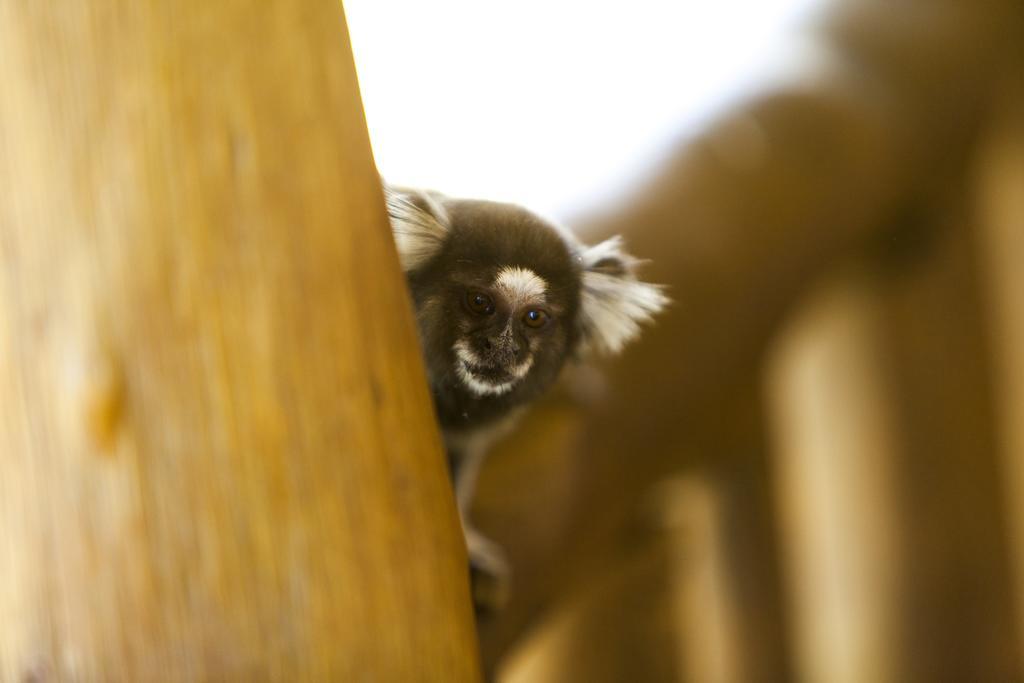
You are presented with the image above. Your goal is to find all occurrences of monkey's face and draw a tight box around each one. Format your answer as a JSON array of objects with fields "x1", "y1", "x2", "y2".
[
  {"x1": 386, "y1": 187, "x2": 667, "y2": 425},
  {"x1": 443, "y1": 264, "x2": 572, "y2": 398},
  {"x1": 408, "y1": 200, "x2": 580, "y2": 404}
]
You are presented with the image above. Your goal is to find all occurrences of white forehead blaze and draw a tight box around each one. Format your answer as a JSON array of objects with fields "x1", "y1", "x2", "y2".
[{"x1": 494, "y1": 266, "x2": 547, "y2": 307}]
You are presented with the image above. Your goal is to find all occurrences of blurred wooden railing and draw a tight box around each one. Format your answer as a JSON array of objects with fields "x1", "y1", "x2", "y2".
[
  {"x1": 475, "y1": 1, "x2": 1024, "y2": 681},
  {"x1": 0, "y1": 3, "x2": 478, "y2": 680}
]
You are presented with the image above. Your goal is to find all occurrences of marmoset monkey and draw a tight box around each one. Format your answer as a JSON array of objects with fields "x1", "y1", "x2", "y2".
[{"x1": 386, "y1": 186, "x2": 666, "y2": 611}]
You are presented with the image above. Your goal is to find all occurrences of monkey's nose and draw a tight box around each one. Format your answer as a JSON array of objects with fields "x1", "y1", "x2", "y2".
[{"x1": 482, "y1": 337, "x2": 518, "y2": 366}]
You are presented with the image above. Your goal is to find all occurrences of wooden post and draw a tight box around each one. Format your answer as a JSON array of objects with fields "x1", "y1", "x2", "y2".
[
  {"x1": 872, "y1": 196, "x2": 1021, "y2": 679},
  {"x1": 977, "y1": 87, "x2": 1024, "y2": 674},
  {"x1": 767, "y1": 206, "x2": 1021, "y2": 680},
  {"x1": 0, "y1": 3, "x2": 479, "y2": 680}
]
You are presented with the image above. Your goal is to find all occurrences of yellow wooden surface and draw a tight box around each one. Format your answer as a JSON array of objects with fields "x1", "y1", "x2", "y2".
[{"x1": 0, "y1": 3, "x2": 479, "y2": 680}]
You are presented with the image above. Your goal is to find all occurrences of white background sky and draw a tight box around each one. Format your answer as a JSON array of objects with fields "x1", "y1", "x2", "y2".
[{"x1": 344, "y1": 0, "x2": 824, "y2": 219}]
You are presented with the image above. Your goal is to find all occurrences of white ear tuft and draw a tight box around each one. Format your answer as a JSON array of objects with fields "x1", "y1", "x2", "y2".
[
  {"x1": 384, "y1": 187, "x2": 450, "y2": 272},
  {"x1": 578, "y1": 236, "x2": 668, "y2": 356}
]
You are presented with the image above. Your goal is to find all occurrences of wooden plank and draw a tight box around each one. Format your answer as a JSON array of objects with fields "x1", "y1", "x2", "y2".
[{"x1": 0, "y1": 3, "x2": 479, "y2": 680}]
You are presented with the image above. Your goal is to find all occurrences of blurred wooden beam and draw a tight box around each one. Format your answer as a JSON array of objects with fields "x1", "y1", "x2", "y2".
[
  {"x1": 704, "y1": 390, "x2": 793, "y2": 682},
  {"x1": 0, "y1": 3, "x2": 479, "y2": 679},
  {"x1": 499, "y1": 524, "x2": 682, "y2": 683},
  {"x1": 767, "y1": 271, "x2": 914, "y2": 683},
  {"x1": 475, "y1": 0, "x2": 1023, "y2": 675},
  {"x1": 480, "y1": 383, "x2": 792, "y2": 681},
  {"x1": 767, "y1": 183, "x2": 1022, "y2": 681},
  {"x1": 870, "y1": 194, "x2": 1018, "y2": 678},
  {"x1": 975, "y1": 83, "x2": 1024, "y2": 676}
]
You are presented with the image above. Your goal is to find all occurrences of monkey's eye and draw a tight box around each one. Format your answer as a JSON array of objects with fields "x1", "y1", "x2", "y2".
[
  {"x1": 465, "y1": 290, "x2": 495, "y2": 316},
  {"x1": 523, "y1": 309, "x2": 549, "y2": 329}
]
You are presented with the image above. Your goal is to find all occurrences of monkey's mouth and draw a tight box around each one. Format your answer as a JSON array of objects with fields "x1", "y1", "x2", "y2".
[
  {"x1": 455, "y1": 359, "x2": 518, "y2": 397},
  {"x1": 451, "y1": 340, "x2": 532, "y2": 397},
  {"x1": 465, "y1": 361, "x2": 512, "y2": 382}
]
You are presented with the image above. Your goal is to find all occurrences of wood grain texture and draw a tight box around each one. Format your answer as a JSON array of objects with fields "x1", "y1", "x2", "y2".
[{"x1": 0, "y1": 3, "x2": 479, "y2": 680}]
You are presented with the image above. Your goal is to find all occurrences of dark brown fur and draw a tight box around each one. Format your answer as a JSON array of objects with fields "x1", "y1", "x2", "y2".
[
  {"x1": 386, "y1": 186, "x2": 666, "y2": 611},
  {"x1": 406, "y1": 200, "x2": 582, "y2": 430}
]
